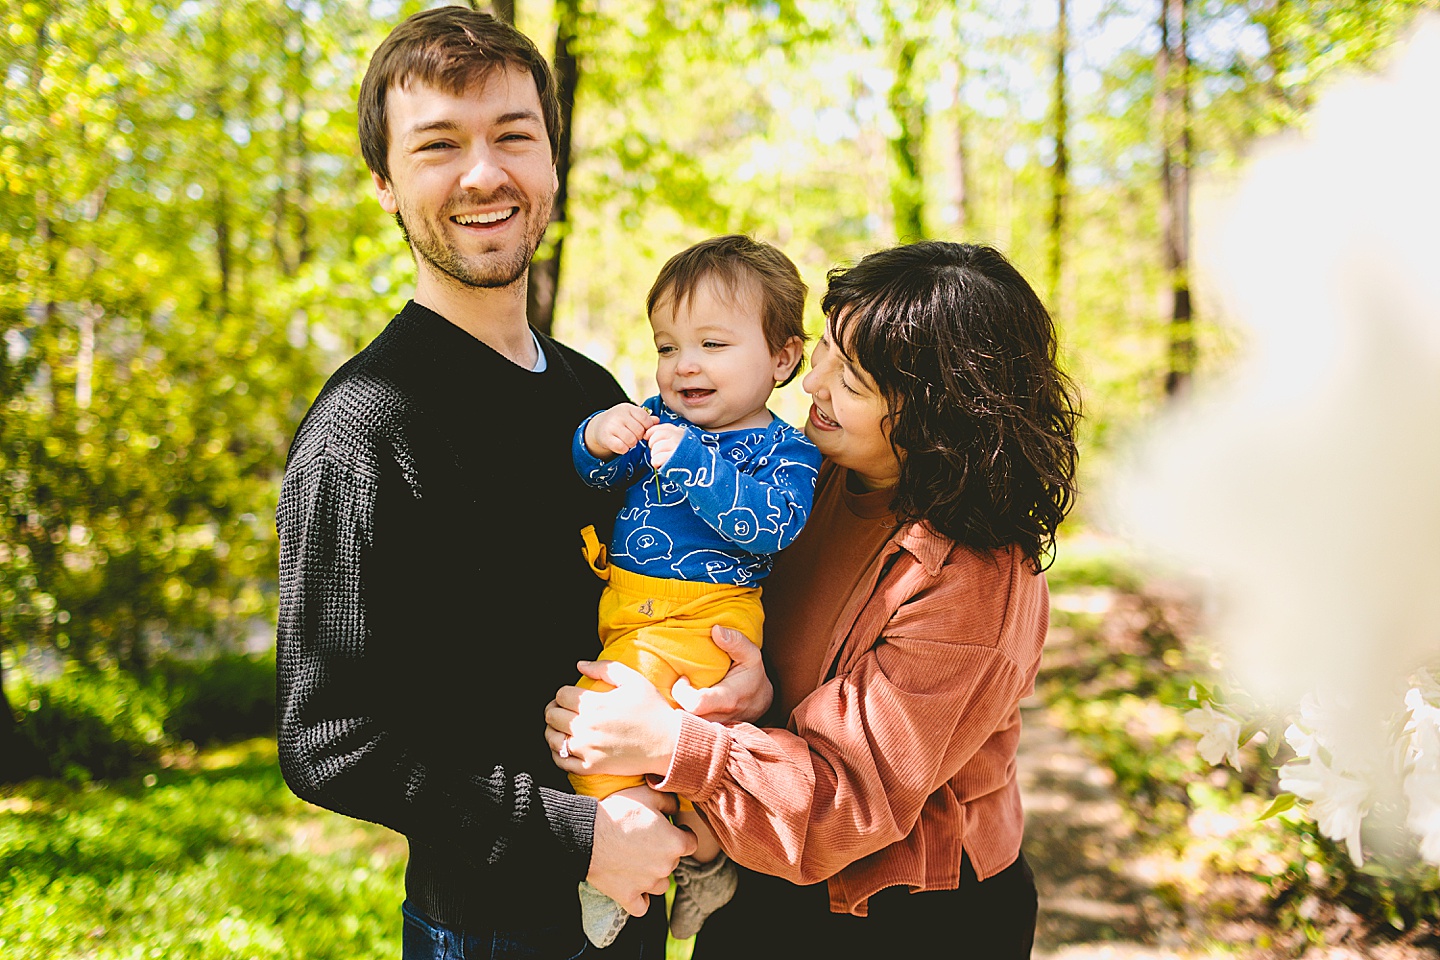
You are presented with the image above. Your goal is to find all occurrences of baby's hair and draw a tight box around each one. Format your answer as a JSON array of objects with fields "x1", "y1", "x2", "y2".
[{"x1": 646, "y1": 235, "x2": 809, "y2": 386}]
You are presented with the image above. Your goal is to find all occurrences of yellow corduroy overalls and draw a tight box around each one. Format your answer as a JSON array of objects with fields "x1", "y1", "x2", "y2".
[{"x1": 571, "y1": 525, "x2": 764, "y2": 806}]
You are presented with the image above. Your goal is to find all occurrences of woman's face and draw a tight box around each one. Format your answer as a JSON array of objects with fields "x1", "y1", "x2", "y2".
[{"x1": 801, "y1": 321, "x2": 901, "y2": 490}]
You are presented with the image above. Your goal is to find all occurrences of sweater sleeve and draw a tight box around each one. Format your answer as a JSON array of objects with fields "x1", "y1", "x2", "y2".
[
  {"x1": 276, "y1": 407, "x2": 596, "y2": 880},
  {"x1": 659, "y1": 428, "x2": 821, "y2": 555},
  {"x1": 652, "y1": 547, "x2": 1042, "y2": 884}
]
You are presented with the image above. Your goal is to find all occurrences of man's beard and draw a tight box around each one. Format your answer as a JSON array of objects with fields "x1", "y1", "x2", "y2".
[{"x1": 395, "y1": 188, "x2": 551, "y2": 290}]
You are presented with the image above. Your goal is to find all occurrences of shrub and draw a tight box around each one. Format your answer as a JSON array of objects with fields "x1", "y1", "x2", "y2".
[
  {"x1": 7, "y1": 652, "x2": 277, "y2": 782},
  {"x1": 158, "y1": 652, "x2": 276, "y2": 745},
  {"x1": 10, "y1": 666, "x2": 169, "y2": 781}
]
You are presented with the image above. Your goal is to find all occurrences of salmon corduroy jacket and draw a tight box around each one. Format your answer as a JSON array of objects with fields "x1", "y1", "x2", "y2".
[{"x1": 655, "y1": 519, "x2": 1049, "y2": 916}]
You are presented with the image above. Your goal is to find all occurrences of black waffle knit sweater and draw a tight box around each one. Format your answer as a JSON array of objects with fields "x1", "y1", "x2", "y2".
[{"x1": 275, "y1": 301, "x2": 626, "y2": 930}]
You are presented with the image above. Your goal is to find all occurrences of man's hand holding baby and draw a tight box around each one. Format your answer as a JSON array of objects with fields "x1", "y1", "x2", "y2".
[{"x1": 584, "y1": 403, "x2": 659, "y2": 460}]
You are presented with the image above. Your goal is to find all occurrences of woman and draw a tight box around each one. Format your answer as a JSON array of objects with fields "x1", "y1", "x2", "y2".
[{"x1": 546, "y1": 241, "x2": 1079, "y2": 957}]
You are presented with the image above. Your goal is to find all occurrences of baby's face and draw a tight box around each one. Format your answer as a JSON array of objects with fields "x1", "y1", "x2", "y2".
[{"x1": 650, "y1": 278, "x2": 786, "y2": 433}]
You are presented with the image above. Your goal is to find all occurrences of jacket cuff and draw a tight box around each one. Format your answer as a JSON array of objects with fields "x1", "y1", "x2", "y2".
[
  {"x1": 539, "y1": 786, "x2": 598, "y2": 880},
  {"x1": 652, "y1": 711, "x2": 731, "y2": 803}
]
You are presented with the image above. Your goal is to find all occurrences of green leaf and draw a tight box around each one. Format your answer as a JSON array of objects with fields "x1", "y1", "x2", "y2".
[{"x1": 1257, "y1": 793, "x2": 1298, "y2": 820}]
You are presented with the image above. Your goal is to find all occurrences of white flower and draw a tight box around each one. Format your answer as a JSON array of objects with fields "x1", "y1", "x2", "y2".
[
  {"x1": 1284, "y1": 722, "x2": 1316, "y2": 760},
  {"x1": 1403, "y1": 686, "x2": 1440, "y2": 865},
  {"x1": 1279, "y1": 754, "x2": 1371, "y2": 866},
  {"x1": 1186, "y1": 702, "x2": 1244, "y2": 769}
]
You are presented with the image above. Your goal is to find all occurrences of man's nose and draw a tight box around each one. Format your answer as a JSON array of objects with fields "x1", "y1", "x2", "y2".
[{"x1": 460, "y1": 148, "x2": 507, "y2": 193}]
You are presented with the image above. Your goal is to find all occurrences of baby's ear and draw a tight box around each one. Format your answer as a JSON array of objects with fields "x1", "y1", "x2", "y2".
[{"x1": 772, "y1": 336, "x2": 805, "y2": 385}]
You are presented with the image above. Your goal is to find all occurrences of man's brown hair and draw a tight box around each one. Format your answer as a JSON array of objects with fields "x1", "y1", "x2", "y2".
[
  {"x1": 358, "y1": 6, "x2": 561, "y2": 184},
  {"x1": 646, "y1": 235, "x2": 810, "y2": 387}
]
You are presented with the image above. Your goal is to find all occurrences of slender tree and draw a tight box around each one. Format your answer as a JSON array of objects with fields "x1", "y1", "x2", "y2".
[
  {"x1": 1159, "y1": 0, "x2": 1193, "y2": 397},
  {"x1": 884, "y1": 2, "x2": 927, "y2": 241},
  {"x1": 951, "y1": 4, "x2": 973, "y2": 235},
  {"x1": 527, "y1": 0, "x2": 580, "y2": 335},
  {"x1": 1048, "y1": 0, "x2": 1069, "y2": 306}
]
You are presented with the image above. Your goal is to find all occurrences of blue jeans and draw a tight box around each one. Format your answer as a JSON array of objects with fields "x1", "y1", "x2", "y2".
[{"x1": 401, "y1": 899, "x2": 667, "y2": 960}]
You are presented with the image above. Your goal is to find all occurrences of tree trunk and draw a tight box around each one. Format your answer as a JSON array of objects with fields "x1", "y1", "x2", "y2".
[
  {"x1": 885, "y1": 12, "x2": 926, "y2": 242},
  {"x1": 1048, "y1": 0, "x2": 1069, "y2": 307},
  {"x1": 293, "y1": 9, "x2": 312, "y2": 268},
  {"x1": 216, "y1": 180, "x2": 232, "y2": 317},
  {"x1": 1159, "y1": 0, "x2": 1194, "y2": 397},
  {"x1": 951, "y1": 13, "x2": 972, "y2": 236},
  {"x1": 526, "y1": 0, "x2": 579, "y2": 336}
]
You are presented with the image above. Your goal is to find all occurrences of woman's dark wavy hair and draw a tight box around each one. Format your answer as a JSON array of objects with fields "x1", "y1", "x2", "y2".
[{"x1": 824, "y1": 241, "x2": 1080, "y2": 570}]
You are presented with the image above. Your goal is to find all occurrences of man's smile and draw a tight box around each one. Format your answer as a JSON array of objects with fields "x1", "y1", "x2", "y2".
[{"x1": 451, "y1": 207, "x2": 518, "y2": 226}]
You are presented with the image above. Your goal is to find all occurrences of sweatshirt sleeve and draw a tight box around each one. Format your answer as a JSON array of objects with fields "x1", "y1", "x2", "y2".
[
  {"x1": 276, "y1": 404, "x2": 595, "y2": 880},
  {"x1": 652, "y1": 547, "x2": 1043, "y2": 884},
  {"x1": 572, "y1": 412, "x2": 650, "y2": 491},
  {"x1": 659, "y1": 427, "x2": 821, "y2": 554}
]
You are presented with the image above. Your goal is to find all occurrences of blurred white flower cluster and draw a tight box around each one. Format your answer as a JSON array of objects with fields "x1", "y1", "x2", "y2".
[
  {"x1": 1120, "y1": 14, "x2": 1440, "y2": 877},
  {"x1": 1404, "y1": 684, "x2": 1440, "y2": 864},
  {"x1": 1186, "y1": 677, "x2": 1440, "y2": 868}
]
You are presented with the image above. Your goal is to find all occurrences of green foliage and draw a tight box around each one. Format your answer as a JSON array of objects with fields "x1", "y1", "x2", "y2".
[
  {"x1": 9, "y1": 653, "x2": 276, "y2": 781},
  {"x1": 1043, "y1": 542, "x2": 1440, "y2": 943},
  {"x1": 9, "y1": 664, "x2": 169, "y2": 781},
  {"x1": 156, "y1": 652, "x2": 277, "y2": 745},
  {"x1": 1, "y1": 0, "x2": 1433, "y2": 690},
  {"x1": 0, "y1": 739, "x2": 404, "y2": 960},
  {"x1": 0, "y1": 0, "x2": 404, "y2": 677}
]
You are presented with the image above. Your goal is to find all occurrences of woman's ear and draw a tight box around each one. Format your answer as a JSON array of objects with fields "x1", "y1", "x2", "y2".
[{"x1": 772, "y1": 336, "x2": 806, "y2": 384}]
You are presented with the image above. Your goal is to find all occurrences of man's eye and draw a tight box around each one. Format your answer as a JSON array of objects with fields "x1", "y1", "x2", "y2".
[{"x1": 420, "y1": 142, "x2": 453, "y2": 151}]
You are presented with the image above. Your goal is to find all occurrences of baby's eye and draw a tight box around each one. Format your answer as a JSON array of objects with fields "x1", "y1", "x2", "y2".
[
  {"x1": 656, "y1": 345, "x2": 676, "y2": 356},
  {"x1": 702, "y1": 340, "x2": 726, "y2": 349}
]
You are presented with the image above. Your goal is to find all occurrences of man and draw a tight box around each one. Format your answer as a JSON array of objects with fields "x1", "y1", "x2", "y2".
[{"x1": 275, "y1": 8, "x2": 695, "y2": 956}]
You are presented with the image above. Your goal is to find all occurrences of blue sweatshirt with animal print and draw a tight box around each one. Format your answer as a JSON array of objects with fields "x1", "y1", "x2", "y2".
[{"x1": 572, "y1": 396, "x2": 822, "y2": 587}]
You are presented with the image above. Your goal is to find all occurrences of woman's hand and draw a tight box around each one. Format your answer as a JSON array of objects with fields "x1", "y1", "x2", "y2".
[
  {"x1": 672, "y1": 626, "x2": 773, "y2": 723},
  {"x1": 546, "y1": 660, "x2": 684, "y2": 778}
]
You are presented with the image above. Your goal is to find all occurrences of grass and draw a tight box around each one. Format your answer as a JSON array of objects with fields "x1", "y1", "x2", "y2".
[
  {"x1": 0, "y1": 739, "x2": 405, "y2": 960},
  {"x1": 0, "y1": 737, "x2": 714, "y2": 959}
]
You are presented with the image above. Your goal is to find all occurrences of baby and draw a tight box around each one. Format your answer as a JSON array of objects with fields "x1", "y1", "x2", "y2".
[{"x1": 570, "y1": 234, "x2": 822, "y2": 947}]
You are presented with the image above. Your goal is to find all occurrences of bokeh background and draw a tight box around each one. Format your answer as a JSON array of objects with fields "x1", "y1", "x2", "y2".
[{"x1": 2, "y1": 1, "x2": 1438, "y2": 957}]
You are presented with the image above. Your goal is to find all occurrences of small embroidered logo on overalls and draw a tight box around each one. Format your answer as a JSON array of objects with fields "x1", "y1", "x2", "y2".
[{"x1": 637, "y1": 599, "x2": 655, "y2": 617}]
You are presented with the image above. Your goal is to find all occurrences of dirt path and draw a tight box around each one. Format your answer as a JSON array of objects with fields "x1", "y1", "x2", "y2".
[{"x1": 1018, "y1": 691, "x2": 1214, "y2": 960}]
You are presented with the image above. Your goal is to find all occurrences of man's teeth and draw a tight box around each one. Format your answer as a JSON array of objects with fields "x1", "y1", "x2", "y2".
[{"x1": 453, "y1": 209, "x2": 516, "y2": 225}]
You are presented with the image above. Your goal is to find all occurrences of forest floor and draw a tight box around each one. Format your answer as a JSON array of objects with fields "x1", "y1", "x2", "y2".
[{"x1": 1021, "y1": 582, "x2": 1440, "y2": 960}]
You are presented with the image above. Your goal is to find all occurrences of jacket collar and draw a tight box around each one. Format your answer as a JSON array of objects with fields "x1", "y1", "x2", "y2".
[{"x1": 889, "y1": 521, "x2": 952, "y2": 578}]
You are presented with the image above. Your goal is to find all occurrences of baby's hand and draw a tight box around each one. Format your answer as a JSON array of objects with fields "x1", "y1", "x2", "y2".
[
  {"x1": 645, "y1": 423, "x2": 686, "y2": 471},
  {"x1": 586, "y1": 404, "x2": 659, "y2": 459}
]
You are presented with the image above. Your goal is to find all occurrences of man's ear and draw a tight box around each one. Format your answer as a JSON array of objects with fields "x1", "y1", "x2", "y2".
[
  {"x1": 372, "y1": 170, "x2": 398, "y2": 215},
  {"x1": 773, "y1": 336, "x2": 806, "y2": 384}
]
